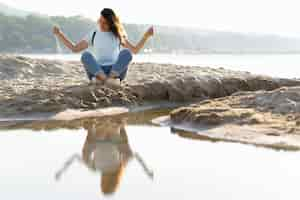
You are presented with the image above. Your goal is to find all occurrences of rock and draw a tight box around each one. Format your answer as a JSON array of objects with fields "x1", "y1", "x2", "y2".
[
  {"x1": 130, "y1": 84, "x2": 149, "y2": 99},
  {"x1": 165, "y1": 86, "x2": 300, "y2": 150},
  {"x1": 98, "y1": 97, "x2": 112, "y2": 106}
]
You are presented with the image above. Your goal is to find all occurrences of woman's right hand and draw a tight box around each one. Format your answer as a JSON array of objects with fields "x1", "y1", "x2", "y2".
[{"x1": 53, "y1": 26, "x2": 61, "y2": 36}]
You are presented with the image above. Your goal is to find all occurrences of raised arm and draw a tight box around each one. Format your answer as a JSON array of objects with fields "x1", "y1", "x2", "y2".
[
  {"x1": 123, "y1": 26, "x2": 154, "y2": 54},
  {"x1": 53, "y1": 26, "x2": 88, "y2": 53}
]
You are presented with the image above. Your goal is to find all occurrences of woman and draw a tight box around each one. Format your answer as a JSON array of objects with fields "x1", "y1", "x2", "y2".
[{"x1": 53, "y1": 8, "x2": 154, "y2": 85}]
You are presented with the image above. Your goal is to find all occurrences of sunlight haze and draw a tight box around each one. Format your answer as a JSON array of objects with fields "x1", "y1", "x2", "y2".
[{"x1": 1, "y1": 0, "x2": 300, "y2": 37}]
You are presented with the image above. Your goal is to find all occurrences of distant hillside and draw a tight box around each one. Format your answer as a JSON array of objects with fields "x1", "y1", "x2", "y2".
[
  {"x1": 0, "y1": 2, "x2": 33, "y2": 17},
  {"x1": 1, "y1": 8, "x2": 300, "y2": 54}
]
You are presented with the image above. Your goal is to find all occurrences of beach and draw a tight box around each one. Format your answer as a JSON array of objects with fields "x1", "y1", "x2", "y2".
[{"x1": 1, "y1": 54, "x2": 300, "y2": 149}]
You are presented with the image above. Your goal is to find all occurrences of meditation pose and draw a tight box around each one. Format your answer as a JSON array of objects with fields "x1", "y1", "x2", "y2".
[{"x1": 53, "y1": 8, "x2": 154, "y2": 86}]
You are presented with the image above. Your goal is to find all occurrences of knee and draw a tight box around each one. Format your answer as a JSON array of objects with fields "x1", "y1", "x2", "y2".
[
  {"x1": 120, "y1": 49, "x2": 133, "y2": 62},
  {"x1": 81, "y1": 51, "x2": 93, "y2": 64}
]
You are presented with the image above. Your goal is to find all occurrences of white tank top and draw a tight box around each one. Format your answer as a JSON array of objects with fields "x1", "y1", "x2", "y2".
[{"x1": 84, "y1": 26, "x2": 121, "y2": 66}]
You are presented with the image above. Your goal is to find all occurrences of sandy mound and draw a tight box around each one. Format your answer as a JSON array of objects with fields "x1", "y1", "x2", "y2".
[
  {"x1": 1, "y1": 54, "x2": 300, "y2": 116},
  {"x1": 164, "y1": 86, "x2": 300, "y2": 150}
]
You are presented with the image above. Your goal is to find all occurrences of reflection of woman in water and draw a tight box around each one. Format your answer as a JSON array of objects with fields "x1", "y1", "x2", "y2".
[
  {"x1": 82, "y1": 117, "x2": 132, "y2": 194},
  {"x1": 55, "y1": 117, "x2": 153, "y2": 196}
]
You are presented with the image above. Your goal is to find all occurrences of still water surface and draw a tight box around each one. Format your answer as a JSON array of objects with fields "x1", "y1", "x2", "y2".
[
  {"x1": 22, "y1": 53, "x2": 300, "y2": 78},
  {"x1": 0, "y1": 110, "x2": 299, "y2": 199}
]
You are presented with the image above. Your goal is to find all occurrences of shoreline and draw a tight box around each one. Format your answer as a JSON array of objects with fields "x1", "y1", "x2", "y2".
[
  {"x1": 152, "y1": 115, "x2": 300, "y2": 151},
  {"x1": 0, "y1": 100, "x2": 186, "y2": 122},
  {"x1": 2, "y1": 55, "x2": 300, "y2": 150},
  {"x1": 10, "y1": 52, "x2": 300, "y2": 56},
  {"x1": 1, "y1": 54, "x2": 300, "y2": 116},
  {"x1": 153, "y1": 86, "x2": 300, "y2": 150}
]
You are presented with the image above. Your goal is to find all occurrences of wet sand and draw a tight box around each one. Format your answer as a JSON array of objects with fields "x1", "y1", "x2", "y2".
[
  {"x1": 1, "y1": 54, "x2": 300, "y2": 117},
  {"x1": 155, "y1": 86, "x2": 300, "y2": 150},
  {"x1": 2, "y1": 54, "x2": 300, "y2": 150}
]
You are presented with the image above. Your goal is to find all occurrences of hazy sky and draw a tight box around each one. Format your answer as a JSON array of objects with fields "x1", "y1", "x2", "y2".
[{"x1": 2, "y1": 0, "x2": 300, "y2": 37}]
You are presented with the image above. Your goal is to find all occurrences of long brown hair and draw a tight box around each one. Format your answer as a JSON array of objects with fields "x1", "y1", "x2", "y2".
[
  {"x1": 101, "y1": 8, "x2": 127, "y2": 45},
  {"x1": 101, "y1": 165, "x2": 125, "y2": 195}
]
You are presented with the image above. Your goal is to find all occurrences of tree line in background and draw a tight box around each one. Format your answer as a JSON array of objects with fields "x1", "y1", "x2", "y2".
[
  {"x1": 0, "y1": 13, "x2": 174, "y2": 53},
  {"x1": 1, "y1": 13, "x2": 300, "y2": 54}
]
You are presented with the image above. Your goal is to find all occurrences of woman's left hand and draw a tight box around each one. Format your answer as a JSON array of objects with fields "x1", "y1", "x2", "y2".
[{"x1": 144, "y1": 26, "x2": 154, "y2": 39}]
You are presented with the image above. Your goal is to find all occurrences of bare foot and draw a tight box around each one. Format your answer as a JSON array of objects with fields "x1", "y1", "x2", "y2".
[
  {"x1": 109, "y1": 71, "x2": 119, "y2": 79},
  {"x1": 88, "y1": 78, "x2": 104, "y2": 86},
  {"x1": 96, "y1": 73, "x2": 107, "y2": 81},
  {"x1": 105, "y1": 78, "x2": 122, "y2": 89}
]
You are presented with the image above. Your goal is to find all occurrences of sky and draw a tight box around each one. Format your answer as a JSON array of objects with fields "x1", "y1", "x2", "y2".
[{"x1": 2, "y1": 0, "x2": 300, "y2": 37}]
